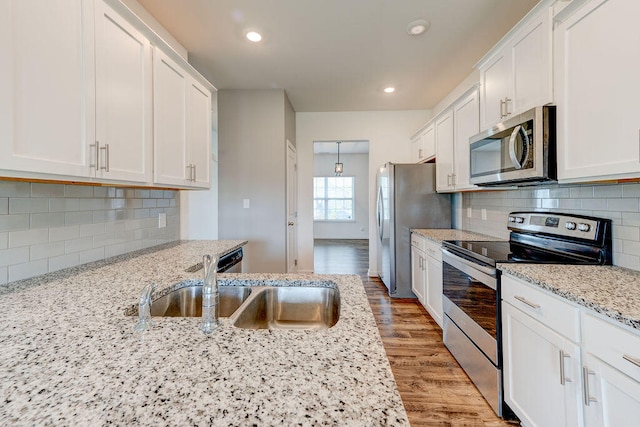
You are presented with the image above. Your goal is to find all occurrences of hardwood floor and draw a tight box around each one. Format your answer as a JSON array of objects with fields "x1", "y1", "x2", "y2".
[{"x1": 314, "y1": 239, "x2": 517, "y2": 427}]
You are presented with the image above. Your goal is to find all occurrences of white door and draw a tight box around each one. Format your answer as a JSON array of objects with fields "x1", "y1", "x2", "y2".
[
  {"x1": 453, "y1": 88, "x2": 479, "y2": 191},
  {"x1": 434, "y1": 110, "x2": 454, "y2": 192},
  {"x1": 94, "y1": 0, "x2": 152, "y2": 183},
  {"x1": 502, "y1": 302, "x2": 583, "y2": 427},
  {"x1": 410, "y1": 245, "x2": 425, "y2": 304},
  {"x1": 153, "y1": 48, "x2": 188, "y2": 187},
  {"x1": 186, "y1": 79, "x2": 212, "y2": 188},
  {"x1": 480, "y1": 49, "x2": 510, "y2": 129},
  {"x1": 0, "y1": 0, "x2": 94, "y2": 178},
  {"x1": 286, "y1": 141, "x2": 298, "y2": 272}
]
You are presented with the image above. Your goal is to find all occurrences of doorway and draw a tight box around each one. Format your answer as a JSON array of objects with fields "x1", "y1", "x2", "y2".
[{"x1": 312, "y1": 140, "x2": 369, "y2": 275}]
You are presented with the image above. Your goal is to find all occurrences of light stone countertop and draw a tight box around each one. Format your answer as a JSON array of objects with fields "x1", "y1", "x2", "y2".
[
  {"x1": 498, "y1": 264, "x2": 640, "y2": 331},
  {"x1": 0, "y1": 240, "x2": 408, "y2": 426},
  {"x1": 411, "y1": 228, "x2": 502, "y2": 244}
]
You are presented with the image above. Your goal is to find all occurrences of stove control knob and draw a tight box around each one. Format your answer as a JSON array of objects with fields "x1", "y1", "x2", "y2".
[
  {"x1": 515, "y1": 217, "x2": 525, "y2": 224},
  {"x1": 565, "y1": 221, "x2": 577, "y2": 230},
  {"x1": 578, "y1": 223, "x2": 591, "y2": 232},
  {"x1": 508, "y1": 216, "x2": 516, "y2": 223}
]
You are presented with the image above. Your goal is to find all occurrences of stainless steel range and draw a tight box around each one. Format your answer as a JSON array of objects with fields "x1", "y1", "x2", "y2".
[{"x1": 441, "y1": 212, "x2": 613, "y2": 418}]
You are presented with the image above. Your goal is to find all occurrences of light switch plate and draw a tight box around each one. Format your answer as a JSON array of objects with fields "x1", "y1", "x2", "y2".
[
  {"x1": 158, "y1": 213, "x2": 167, "y2": 228},
  {"x1": 243, "y1": 199, "x2": 250, "y2": 209}
]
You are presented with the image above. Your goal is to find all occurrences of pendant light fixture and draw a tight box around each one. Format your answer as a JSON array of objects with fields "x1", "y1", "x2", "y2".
[{"x1": 334, "y1": 141, "x2": 343, "y2": 176}]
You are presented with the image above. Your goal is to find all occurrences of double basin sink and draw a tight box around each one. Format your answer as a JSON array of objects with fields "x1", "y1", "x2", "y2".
[{"x1": 138, "y1": 283, "x2": 340, "y2": 330}]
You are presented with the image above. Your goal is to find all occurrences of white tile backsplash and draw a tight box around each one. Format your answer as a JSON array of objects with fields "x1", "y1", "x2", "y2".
[
  {"x1": 460, "y1": 182, "x2": 640, "y2": 271},
  {"x1": 0, "y1": 181, "x2": 179, "y2": 285}
]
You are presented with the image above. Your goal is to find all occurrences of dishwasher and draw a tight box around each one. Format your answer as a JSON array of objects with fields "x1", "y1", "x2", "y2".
[{"x1": 218, "y1": 248, "x2": 243, "y2": 273}]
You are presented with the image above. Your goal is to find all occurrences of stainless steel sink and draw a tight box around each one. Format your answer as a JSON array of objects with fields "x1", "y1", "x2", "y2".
[
  {"x1": 231, "y1": 286, "x2": 340, "y2": 330},
  {"x1": 149, "y1": 285, "x2": 252, "y2": 317}
]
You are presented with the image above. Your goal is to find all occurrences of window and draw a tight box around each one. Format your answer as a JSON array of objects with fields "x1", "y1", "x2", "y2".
[{"x1": 313, "y1": 176, "x2": 354, "y2": 221}]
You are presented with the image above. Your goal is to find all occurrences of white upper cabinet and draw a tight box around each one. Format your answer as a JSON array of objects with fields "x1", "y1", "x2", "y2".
[
  {"x1": 434, "y1": 110, "x2": 454, "y2": 192},
  {"x1": 452, "y1": 89, "x2": 480, "y2": 191},
  {"x1": 0, "y1": 0, "x2": 95, "y2": 178},
  {"x1": 435, "y1": 87, "x2": 480, "y2": 193},
  {"x1": 153, "y1": 48, "x2": 212, "y2": 188},
  {"x1": 555, "y1": 0, "x2": 640, "y2": 183},
  {"x1": 94, "y1": 0, "x2": 152, "y2": 183},
  {"x1": 186, "y1": 79, "x2": 212, "y2": 188},
  {"x1": 478, "y1": 3, "x2": 553, "y2": 130},
  {"x1": 410, "y1": 124, "x2": 435, "y2": 163},
  {"x1": 153, "y1": 49, "x2": 189, "y2": 187}
]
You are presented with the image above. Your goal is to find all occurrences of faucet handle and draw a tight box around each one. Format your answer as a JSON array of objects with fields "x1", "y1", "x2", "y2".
[{"x1": 133, "y1": 283, "x2": 157, "y2": 333}]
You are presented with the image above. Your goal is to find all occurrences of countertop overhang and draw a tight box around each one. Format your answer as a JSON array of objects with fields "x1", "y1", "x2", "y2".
[{"x1": 0, "y1": 240, "x2": 408, "y2": 426}]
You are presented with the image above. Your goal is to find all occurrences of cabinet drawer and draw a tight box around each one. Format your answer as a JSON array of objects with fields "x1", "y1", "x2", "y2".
[
  {"x1": 582, "y1": 312, "x2": 640, "y2": 383},
  {"x1": 411, "y1": 233, "x2": 426, "y2": 251},
  {"x1": 424, "y1": 239, "x2": 442, "y2": 262},
  {"x1": 501, "y1": 274, "x2": 580, "y2": 342}
]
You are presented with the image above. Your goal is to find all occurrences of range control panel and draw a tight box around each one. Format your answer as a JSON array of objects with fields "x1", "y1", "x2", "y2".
[{"x1": 507, "y1": 212, "x2": 599, "y2": 241}]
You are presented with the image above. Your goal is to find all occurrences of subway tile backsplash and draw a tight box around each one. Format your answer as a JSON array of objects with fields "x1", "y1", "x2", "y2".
[
  {"x1": 0, "y1": 181, "x2": 179, "y2": 285},
  {"x1": 459, "y1": 182, "x2": 640, "y2": 271}
]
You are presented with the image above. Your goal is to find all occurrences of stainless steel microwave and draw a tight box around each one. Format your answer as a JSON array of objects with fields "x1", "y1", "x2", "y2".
[{"x1": 469, "y1": 106, "x2": 556, "y2": 186}]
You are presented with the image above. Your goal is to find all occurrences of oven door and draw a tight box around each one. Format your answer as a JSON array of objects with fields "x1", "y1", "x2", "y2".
[{"x1": 442, "y1": 248, "x2": 499, "y2": 365}]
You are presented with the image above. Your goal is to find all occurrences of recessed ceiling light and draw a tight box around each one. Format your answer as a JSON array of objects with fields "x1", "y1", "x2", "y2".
[
  {"x1": 246, "y1": 31, "x2": 262, "y2": 42},
  {"x1": 384, "y1": 87, "x2": 395, "y2": 94},
  {"x1": 407, "y1": 19, "x2": 430, "y2": 36}
]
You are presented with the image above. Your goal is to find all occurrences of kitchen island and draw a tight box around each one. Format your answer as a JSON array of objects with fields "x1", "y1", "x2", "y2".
[{"x1": 0, "y1": 241, "x2": 408, "y2": 426}]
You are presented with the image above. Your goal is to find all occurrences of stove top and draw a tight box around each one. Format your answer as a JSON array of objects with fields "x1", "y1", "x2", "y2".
[
  {"x1": 442, "y1": 211, "x2": 613, "y2": 267},
  {"x1": 442, "y1": 240, "x2": 600, "y2": 267}
]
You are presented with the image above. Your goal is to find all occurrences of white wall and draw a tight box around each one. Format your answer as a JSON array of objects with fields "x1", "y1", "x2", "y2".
[
  {"x1": 296, "y1": 110, "x2": 429, "y2": 274},
  {"x1": 313, "y1": 153, "x2": 369, "y2": 239}
]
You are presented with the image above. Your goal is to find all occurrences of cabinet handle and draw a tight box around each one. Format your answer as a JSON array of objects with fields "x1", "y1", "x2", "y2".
[
  {"x1": 452, "y1": 173, "x2": 456, "y2": 186},
  {"x1": 447, "y1": 174, "x2": 452, "y2": 186},
  {"x1": 418, "y1": 148, "x2": 423, "y2": 159},
  {"x1": 504, "y1": 97, "x2": 512, "y2": 116},
  {"x1": 192, "y1": 164, "x2": 196, "y2": 181},
  {"x1": 90, "y1": 141, "x2": 100, "y2": 171},
  {"x1": 559, "y1": 350, "x2": 571, "y2": 385},
  {"x1": 582, "y1": 366, "x2": 597, "y2": 406},
  {"x1": 186, "y1": 164, "x2": 192, "y2": 181},
  {"x1": 514, "y1": 295, "x2": 541, "y2": 310},
  {"x1": 623, "y1": 354, "x2": 640, "y2": 368},
  {"x1": 500, "y1": 99, "x2": 506, "y2": 118},
  {"x1": 100, "y1": 143, "x2": 110, "y2": 172}
]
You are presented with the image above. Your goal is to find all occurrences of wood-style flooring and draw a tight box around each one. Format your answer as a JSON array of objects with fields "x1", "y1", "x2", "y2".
[{"x1": 314, "y1": 239, "x2": 518, "y2": 427}]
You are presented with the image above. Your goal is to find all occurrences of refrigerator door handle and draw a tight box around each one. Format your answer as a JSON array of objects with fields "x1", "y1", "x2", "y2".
[{"x1": 377, "y1": 186, "x2": 384, "y2": 241}]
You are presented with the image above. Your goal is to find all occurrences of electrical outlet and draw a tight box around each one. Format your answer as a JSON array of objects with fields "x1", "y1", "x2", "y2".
[
  {"x1": 243, "y1": 199, "x2": 250, "y2": 209},
  {"x1": 467, "y1": 207, "x2": 473, "y2": 218},
  {"x1": 158, "y1": 212, "x2": 167, "y2": 228},
  {"x1": 481, "y1": 209, "x2": 487, "y2": 221}
]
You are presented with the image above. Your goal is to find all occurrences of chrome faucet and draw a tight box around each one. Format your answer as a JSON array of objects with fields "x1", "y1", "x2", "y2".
[
  {"x1": 200, "y1": 254, "x2": 220, "y2": 334},
  {"x1": 133, "y1": 283, "x2": 157, "y2": 333}
]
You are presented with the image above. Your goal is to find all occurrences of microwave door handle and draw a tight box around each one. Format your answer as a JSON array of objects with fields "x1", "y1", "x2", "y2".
[{"x1": 508, "y1": 125, "x2": 530, "y2": 170}]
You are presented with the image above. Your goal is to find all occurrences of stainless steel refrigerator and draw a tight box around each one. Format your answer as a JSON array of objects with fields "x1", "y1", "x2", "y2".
[{"x1": 376, "y1": 162, "x2": 451, "y2": 298}]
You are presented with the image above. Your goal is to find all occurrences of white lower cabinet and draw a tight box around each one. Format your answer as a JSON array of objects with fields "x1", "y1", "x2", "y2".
[
  {"x1": 503, "y1": 301, "x2": 583, "y2": 427},
  {"x1": 581, "y1": 312, "x2": 640, "y2": 427},
  {"x1": 502, "y1": 273, "x2": 640, "y2": 427},
  {"x1": 423, "y1": 240, "x2": 443, "y2": 327},
  {"x1": 410, "y1": 233, "x2": 443, "y2": 327}
]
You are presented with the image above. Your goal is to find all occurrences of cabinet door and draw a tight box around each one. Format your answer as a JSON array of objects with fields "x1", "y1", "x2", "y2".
[
  {"x1": 510, "y1": 7, "x2": 553, "y2": 115},
  {"x1": 583, "y1": 353, "x2": 640, "y2": 427},
  {"x1": 410, "y1": 136, "x2": 422, "y2": 163},
  {"x1": 555, "y1": 0, "x2": 640, "y2": 182},
  {"x1": 411, "y1": 245, "x2": 426, "y2": 304},
  {"x1": 424, "y1": 253, "x2": 443, "y2": 327},
  {"x1": 502, "y1": 302, "x2": 583, "y2": 427},
  {"x1": 0, "y1": 0, "x2": 94, "y2": 178},
  {"x1": 479, "y1": 49, "x2": 510, "y2": 130},
  {"x1": 452, "y1": 89, "x2": 480, "y2": 191},
  {"x1": 153, "y1": 48, "x2": 189, "y2": 187},
  {"x1": 186, "y1": 79, "x2": 212, "y2": 188},
  {"x1": 94, "y1": 0, "x2": 152, "y2": 183},
  {"x1": 422, "y1": 125, "x2": 436, "y2": 162},
  {"x1": 434, "y1": 110, "x2": 454, "y2": 192}
]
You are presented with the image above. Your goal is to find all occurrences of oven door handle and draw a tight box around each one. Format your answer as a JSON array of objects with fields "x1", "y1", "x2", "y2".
[{"x1": 442, "y1": 248, "x2": 497, "y2": 291}]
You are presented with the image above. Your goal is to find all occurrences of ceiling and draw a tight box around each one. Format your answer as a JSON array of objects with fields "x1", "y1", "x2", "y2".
[{"x1": 136, "y1": 0, "x2": 539, "y2": 112}]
